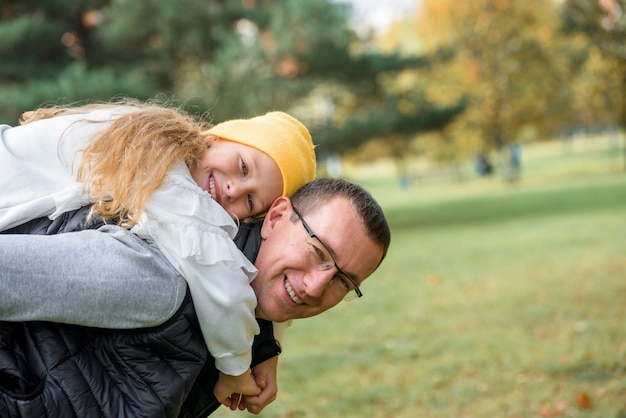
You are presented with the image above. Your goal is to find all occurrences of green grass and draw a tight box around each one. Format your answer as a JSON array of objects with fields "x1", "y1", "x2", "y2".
[{"x1": 214, "y1": 136, "x2": 626, "y2": 418}]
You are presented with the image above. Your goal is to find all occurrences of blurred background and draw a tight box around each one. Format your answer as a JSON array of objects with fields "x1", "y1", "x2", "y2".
[
  {"x1": 2, "y1": 0, "x2": 624, "y2": 181},
  {"x1": 3, "y1": 1, "x2": 625, "y2": 417}
]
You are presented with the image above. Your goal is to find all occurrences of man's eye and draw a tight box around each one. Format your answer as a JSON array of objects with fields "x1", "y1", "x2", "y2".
[
  {"x1": 314, "y1": 245, "x2": 326, "y2": 260},
  {"x1": 241, "y1": 159, "x2": 248, "y2": 176},
  {"x1": 333, "y1": 275, "x2": 351, "y2": 290},
  {"x1": 310, "y1": 243, "x2": 326, "y2": 262}
]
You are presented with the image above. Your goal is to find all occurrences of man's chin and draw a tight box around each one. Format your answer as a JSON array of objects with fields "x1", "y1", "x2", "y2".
[
  {"x1": 265, "y1": 310, "x2": 292, "y2": 323},
  {"x1": 255, "y1": 302, "x2": 286, "y2": 323},
  {"x1": 263, "y1": 306, "x2": 301, "y2": 323}
]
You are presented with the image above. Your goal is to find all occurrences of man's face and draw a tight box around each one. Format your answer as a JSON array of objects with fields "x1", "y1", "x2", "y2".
[{"x1": 252, "y1": 196, "x2": 383, "y2": 323}]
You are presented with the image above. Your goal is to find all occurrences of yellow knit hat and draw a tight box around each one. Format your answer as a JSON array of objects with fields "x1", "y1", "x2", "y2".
[{"x1": 205, "y1": 111, "x2": 316, "y2": 197}]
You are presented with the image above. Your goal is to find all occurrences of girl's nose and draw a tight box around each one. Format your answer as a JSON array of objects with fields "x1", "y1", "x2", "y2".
[{"x1": 225, "y1": 179, "x2": 238, "y2": 198}]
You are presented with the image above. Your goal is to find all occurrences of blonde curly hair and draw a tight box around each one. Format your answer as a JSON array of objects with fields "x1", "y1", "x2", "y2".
[{"x1": 21, "y1": 100, "x2": 214, "y2": 228}]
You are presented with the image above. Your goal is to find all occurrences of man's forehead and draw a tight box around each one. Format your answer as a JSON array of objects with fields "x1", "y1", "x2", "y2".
[
  {"x1": 308, "y1": 198, "x2": 381, "y2": 280},
  {"x1": 306, "y1": 196, "x2": 350, "y2": 219}
]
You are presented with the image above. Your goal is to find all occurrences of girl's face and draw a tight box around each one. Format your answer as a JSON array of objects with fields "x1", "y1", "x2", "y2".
[{"x1": 191, "y1": 140, "x2": 283, "y2": 220}]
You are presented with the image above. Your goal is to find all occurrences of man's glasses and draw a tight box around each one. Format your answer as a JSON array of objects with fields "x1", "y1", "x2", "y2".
[{"x1": 292, "y1": 206, "x2": 363, "y2": 301}]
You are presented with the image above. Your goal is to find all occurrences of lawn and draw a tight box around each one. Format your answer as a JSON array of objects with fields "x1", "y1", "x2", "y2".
[{"x1": 215, "y1": 135, "x2": 626, "y2": 418}]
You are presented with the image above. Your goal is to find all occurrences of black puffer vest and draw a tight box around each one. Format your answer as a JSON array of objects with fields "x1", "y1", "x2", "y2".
[{"x1": 0, "y1": 207, "x2": 281, "y2": 418}]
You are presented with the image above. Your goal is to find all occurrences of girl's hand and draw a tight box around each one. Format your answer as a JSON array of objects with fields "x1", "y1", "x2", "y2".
[
  {"x1": 242, "y1": 356, "x2": 279, "y2": 414},
  {"x1": 214, "y1": 369, "x2": 261, "y2": 409}
]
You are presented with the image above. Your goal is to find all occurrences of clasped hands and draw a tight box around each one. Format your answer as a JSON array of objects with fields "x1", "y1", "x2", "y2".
[{"x1": 214, "y1": 356, "x2": 278, "y2": 414}]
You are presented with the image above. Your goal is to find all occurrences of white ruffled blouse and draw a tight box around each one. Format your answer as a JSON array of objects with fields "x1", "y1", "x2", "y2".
[{"x1": 0, "y1": 107, "x2": 259, "y2": 376}]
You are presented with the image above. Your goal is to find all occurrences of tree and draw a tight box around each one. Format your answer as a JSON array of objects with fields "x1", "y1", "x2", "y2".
[
  {"x1": 0, "y1": 0, "x2": 231, "y2": 123},
  {"x1": 177, "y1": 0, "x2": 465, "y2": 162},
  {"x1": 0, "y1": 0, "x2": 463, "y2": 164},
  {"x1": 562, "y1": 0, "x2": 626, "y2": 169},
  {"x1": 411, "y1": 0, "x2": 573, "y2": 180},
  {"x1": 0, "y1": 0, "x2": 154, "y2": 123}
]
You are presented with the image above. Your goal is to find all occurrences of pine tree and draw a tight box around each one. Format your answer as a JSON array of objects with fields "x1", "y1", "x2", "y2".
[{"x1": 0, "y1": 0, "x2": 462, "y2": 160}]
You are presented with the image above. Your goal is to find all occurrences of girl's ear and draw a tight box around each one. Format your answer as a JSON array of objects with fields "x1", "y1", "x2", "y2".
[{"x1": 260, "y1": 196, "x2": 292, "y2": 239}]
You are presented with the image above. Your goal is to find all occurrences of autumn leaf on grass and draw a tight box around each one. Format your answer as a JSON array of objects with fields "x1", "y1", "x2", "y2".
[{"x1": 576, "y1": 391, "x2": 593, "y2": 409}]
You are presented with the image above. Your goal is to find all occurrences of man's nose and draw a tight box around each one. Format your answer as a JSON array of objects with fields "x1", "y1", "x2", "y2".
[{"x1": 302, "y1": 269, "x2": 334, "y2": 298}]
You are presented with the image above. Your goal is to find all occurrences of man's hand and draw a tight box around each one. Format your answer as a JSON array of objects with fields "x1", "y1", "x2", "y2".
[
  {"x1": 214, "y1": 369, "x2": 261, "y2": 409},
  {"x1": 242, "y1": 356, "x2": 279, "y2": 414}
]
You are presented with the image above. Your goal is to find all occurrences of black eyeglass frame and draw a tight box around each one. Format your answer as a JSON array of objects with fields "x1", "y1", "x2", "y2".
[{"x1": 292, "y1": 206, "x2": 363, "y2": 298}]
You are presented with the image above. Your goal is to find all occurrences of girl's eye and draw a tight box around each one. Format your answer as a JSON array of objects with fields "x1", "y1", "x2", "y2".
[
  {"x1": 241, "y1": 159, "x2": 248, "y2": 176},
  {"x1": 247, "y1": 194, "x2": 254, "y2": 212}
]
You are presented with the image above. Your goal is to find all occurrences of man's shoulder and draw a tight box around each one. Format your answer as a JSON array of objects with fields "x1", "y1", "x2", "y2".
[{"x1": 234, "y1": 219, "x2": 263, "y2": 263}]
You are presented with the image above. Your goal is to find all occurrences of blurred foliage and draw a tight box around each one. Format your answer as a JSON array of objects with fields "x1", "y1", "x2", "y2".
[
  {"x1": 561, "y1": 0, "x2": 626, "y2": 170},
  {"x1": 561, "y1": 0, "x2": 626, "y2": 127},
  {"x1": 412, "y1": 0, "x2": 573, "y2": 153},
  {"x1": 0, "y1": 0, "x2": 624, "y2": 172},
  {"x1": 0, "y1": 0, "x2": 460, "y2": 160},
  {"x1": 562, "y1": 0, "x2": 626, "y2": 61}
]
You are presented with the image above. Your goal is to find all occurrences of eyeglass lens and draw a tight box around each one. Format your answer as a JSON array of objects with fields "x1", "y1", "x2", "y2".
[{"x1": 292, "y1": 206, "x2": 362, "y2": 299}]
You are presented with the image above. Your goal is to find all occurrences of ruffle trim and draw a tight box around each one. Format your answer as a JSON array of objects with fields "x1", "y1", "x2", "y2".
[{"x1": 131, "y1": 165, "x2": 256, "y2": 275}]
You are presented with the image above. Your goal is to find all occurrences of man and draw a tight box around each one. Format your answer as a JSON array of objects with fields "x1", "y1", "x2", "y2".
[{"x1": 0, "y1": 178, "x2": 391, "y2": 417}]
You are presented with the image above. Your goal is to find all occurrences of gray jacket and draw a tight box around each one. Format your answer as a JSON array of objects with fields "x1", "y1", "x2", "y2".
[{"x1": 0, "y1": 211, "x2": 188, "y2": 328}]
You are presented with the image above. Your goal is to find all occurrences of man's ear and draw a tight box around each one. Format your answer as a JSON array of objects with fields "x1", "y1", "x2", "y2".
[{"x1": 260, "y1": 196, "x2": 292, "y2": 239}]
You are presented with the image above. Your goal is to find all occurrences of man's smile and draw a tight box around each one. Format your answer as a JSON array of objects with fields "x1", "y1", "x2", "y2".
[{"x1": 284, "y1": 278, "x2": 304, "y2": 305}]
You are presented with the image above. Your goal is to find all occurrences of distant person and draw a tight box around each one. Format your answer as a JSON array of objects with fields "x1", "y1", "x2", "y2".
[
  {"x1": 0, "y1": 100, "x2": 316, "y2": 407},
  {"x1": 475, "y1": 152, "x2": 493, "y2": 177},
  {"x1": 507, "y1": 142, "x2": 522, "y2": 182}
]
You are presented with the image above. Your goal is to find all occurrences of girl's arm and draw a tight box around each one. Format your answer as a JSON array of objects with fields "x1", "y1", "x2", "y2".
[
  {"x1": 0, "y1": 225, "x2": 187, "y2": 328},
  {"x1": 131, "y1": 169, "x2": 261, "y2": 378},
  {"x1": 176, "y1": 255, "x2": 259, "y2": 377}
]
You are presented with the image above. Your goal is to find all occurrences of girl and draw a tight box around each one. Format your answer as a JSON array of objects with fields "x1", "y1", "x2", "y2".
[{"x1": 0, "y1": 100, "x2": 316, "y2": 407}]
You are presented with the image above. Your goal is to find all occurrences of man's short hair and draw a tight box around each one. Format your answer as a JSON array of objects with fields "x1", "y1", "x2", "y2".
[{"x1": 290, "y1": 178, "x2": 391, "y2": 265}]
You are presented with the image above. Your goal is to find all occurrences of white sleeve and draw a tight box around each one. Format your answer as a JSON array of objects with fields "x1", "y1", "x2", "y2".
[
  {"x1": 131, "y1": 167, "x2": 260, "y2": 376},
  {"x1": 178, "y1": 253, "x2": 259, "y2": 376},
  {"x1": 0, "y1": 107, "x2": 136, "y2": 231}
]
